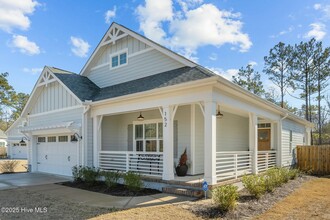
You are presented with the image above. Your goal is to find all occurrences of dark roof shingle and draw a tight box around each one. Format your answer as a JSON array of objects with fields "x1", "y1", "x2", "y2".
[{"x1": 53, "y1": 66, "x2": 215, "y2": 102}]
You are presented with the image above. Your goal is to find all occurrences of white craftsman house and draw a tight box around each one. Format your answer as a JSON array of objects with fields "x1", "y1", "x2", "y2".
[
  {"x1": 14, "y1": 22, "x2": 313, "y2": 184},
  {"x1": 5, "y1": 118, "x2": 28, "y2": 159}
]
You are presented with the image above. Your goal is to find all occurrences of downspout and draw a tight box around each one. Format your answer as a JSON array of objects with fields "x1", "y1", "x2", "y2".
[
  {"x1": 81, "y1": 101, "x2": 91, "y2": 166},
  {"x1": 277, "y1": 113, "x2": 289, "y2": 167}
]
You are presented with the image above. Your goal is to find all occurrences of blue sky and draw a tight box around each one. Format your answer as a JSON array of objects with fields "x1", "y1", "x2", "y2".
[{"x1": 0, "y1": 0, "x2": 329, "y2": 108}]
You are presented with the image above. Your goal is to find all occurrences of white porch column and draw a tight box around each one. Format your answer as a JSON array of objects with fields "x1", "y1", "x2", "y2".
[
  {"x1": 162, "y1": 105, "x2": 175, "y2": 180},
  {"x1": 249, "y1": 113, "x2": 258, "y2": 174},
  {"x1": 204, "y1": 101, "x2": 217, "y2": 185},
  {"x1": 277, "y1": 120, "x2": 283, "y2": 167},
  {"x1": 30, "y1": 135, "x2": 37, "y2": 172},
  {"x1": 93, "y1": 115, "x2": 102, "y2": 168}
]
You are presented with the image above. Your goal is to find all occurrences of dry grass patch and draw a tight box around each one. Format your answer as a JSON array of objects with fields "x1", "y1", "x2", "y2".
[
  {"x1": 255, "y1": 177, "x2": 330, "y2": 220},
  {"x1": 91, "y1": 205, "x2": 202, "y2": 220}
]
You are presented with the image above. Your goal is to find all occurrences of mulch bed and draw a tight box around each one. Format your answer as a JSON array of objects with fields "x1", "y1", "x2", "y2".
[
  {"x1": 59, "y1": 181, "x2": 161, "y2": 197},
  {"x1": 181, "y1": 174, "x2": 316, "y2": 219}
]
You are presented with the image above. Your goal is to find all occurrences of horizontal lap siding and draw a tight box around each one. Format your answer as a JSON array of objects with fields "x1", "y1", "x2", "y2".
[
  {"x1": 195, "y1": 105, "x2": 204, "y2": 174},
  {"x1": 29, "y1": 107, "x2": 83, "y2": 127},
  {"x1": 217, "y1": 112, "x2": 249, "y2": 151},
  {"x1": 282, "y1": 119, "x2": 305, "y2": 167},
  {"x1": 102, "y1": 110, "x2": 162, "y2": 151},
  {"x1": 87, "y1": 38, "x2": 184, "y2": 88},
  {"x1": 31, "y1": 81, "x2": 80, "y2": 114}
]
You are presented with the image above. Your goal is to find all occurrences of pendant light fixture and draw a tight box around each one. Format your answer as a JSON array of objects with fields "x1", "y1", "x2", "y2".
[{"x1": 137, "y1": 112, "x2": 144, "y2": 121}]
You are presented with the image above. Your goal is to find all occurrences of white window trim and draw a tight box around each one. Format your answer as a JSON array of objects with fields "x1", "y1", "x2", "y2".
[
  {"x1": 133, "y1": 119, "x2": 163, "y2": 153},
  {"x1": 110, "y1": 48, "x2": 128, "y2": 70}
]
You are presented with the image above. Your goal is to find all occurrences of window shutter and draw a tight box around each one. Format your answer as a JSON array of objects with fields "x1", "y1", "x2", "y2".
[
  {"x1": 174, "y1": 120, "x2": 178, "y2": 158},
  {"x1": 128, "y1": 124, "x2": 133, "y2": 151}
]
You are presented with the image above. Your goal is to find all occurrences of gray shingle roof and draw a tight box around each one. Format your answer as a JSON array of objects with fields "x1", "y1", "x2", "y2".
[{"x1": 53, "y1": 66, "x2": 216, "y2": 102}]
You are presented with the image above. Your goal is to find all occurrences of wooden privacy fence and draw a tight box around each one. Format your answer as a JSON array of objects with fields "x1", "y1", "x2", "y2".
[{"x1": 297, "y1": 145, "x2": 330, "y2": 175}]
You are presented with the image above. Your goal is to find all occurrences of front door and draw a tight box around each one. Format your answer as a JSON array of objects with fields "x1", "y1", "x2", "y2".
[{"x1": 258, "y1": 129, "x2": 271, "y2": 151}]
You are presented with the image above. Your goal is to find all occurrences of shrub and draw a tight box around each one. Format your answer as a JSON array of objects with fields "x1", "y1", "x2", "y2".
[
  {"x1": 242, "y1": 174, "x2": 266, "y2": 199},
  {"x1": 0, "y1": 160, "x2": 19, "y2": 173},
  {"x1": 81, "y1": 166, "x2": 100, "y2": 186},
  {"x1": 288, "y1": 169, "x2": 299, "y2": 180},
  {"x1": 123, "y1": 171, "x2": 143, "y2": 192},
  {"x1": 103, "y1": 170, "x2": 122, "y2": 188},
  {"x1": 212, "y1": 185, "x2": 239, "y2": 212},
  {"x1": 264, "y1": 168, "x2": 286, "y2": 192},
  {"x1": 72, "y1": 165, "x2": 84, "y2": 182}
]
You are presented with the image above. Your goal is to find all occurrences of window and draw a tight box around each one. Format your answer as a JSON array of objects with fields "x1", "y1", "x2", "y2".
[
  {"x1": 37, "y1": 137, "x2": 46, "y2": 143},
  {"x1": 59, "y1": 136, "x2": 68, "y2": 142},
  {"x1": 13, "y1": 143, "x2": 20, "y2": 146},
  {"x1": 111, "y1": 51, "x2": 127, "y2": 69},
  {"x1": 47, "y1": 136, "x2": 56, "y2": 142},
  {"x1": 258, "y1": 123, "x2": 271, "y2": 128},
  {"x1": 111, "y1": 56, "x2": 118, "y2": 68},
  {"x1": 20, "y1": 143, "x2": 27, "y2": 147},
  {"x1": 0, "y1": 142, "x2": 5, "y2": 147},
  {"x1": 134, "y1": 121, "x2": 163, "y2": 152}
]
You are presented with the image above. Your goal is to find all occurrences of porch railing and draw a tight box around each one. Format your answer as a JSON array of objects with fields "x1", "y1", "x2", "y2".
[
  {"x1": 216, "y1": 151, "x2": 252, "y2": 182},
  {"x1": 99, "y1": 151, "x2": 163, "y2": 177},
  {"x1": 257, "y1": 151, "x2": 276, "y2": 172}
]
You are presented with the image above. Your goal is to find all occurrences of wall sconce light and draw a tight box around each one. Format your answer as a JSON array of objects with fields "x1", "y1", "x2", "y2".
[
  {"x1": 216, "y1": 106, "x2": 224, "y2": 118},
  {"x1": 137, "y1": 112, "x2": 144, "y2": 121},
  {"x1": 71, "y1": 133, "x2": 82, "y2": 142},
  {"x1": 20, "y1": 137, "x2": 29, "y2": 144}
]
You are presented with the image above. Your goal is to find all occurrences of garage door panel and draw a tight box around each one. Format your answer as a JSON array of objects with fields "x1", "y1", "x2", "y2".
[{"x1": 37, "y1": 137, "x2": 78, "y2": 176}]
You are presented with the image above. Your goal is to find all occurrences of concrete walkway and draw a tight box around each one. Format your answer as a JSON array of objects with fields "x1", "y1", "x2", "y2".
[
  {"x1": 26, "y1": 183, "x2": 195, "y2": 209},
  {"x1": 0, "y1": 172, "x2": 71, "y2": 190},
  {"x1": 0, "y1": 173, "x2": 196, "y2": 209}
]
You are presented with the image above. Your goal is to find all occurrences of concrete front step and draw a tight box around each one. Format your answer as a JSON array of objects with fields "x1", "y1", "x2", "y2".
[{"x1": 162, "y1": 186, "x2": 204, "y2": 198}]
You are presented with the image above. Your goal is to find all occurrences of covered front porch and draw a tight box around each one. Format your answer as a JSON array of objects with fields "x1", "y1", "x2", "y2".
[{"x1": 93, "y1": 100, "x2": 279, "y2": 185}]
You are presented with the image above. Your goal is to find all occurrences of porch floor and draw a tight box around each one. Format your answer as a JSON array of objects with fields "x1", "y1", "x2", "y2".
[{"x1": 141, "y1": 174, "x2": 204, "y2": 188}]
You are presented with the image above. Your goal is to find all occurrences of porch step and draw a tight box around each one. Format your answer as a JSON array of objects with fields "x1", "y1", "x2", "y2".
[{"x1": 162, "y1": 186, "x2": 204, "y2": 198}]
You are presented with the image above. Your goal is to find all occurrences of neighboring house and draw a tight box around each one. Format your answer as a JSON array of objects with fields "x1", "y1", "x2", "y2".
[
  {"x1": 0, "y1": 130, "x2": 7, "y2": 152},
  {"x1": 15, "y1": 22, "x2": 313, "y2": 184},
  {"x1": 5, "y1": 118, "x2": 28, "y2": 159}
]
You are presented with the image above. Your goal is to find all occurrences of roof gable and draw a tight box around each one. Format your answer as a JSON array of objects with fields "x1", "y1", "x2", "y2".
[
  {"x1": 21, "y1": 66, "x2": 83, "y2": 117},
  {"x1": 80, "y1": 22, "x2": 196, "y2": 76}
]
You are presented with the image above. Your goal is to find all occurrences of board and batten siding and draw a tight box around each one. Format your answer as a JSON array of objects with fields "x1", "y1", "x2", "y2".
[
  {"x1": 86, "y1": 37, "x2": 184, "y2": 88},
  {"x1": 29, "y1": 107, "x2": 83, "y2": 127},
  {"x1": 30, "y1": 81, "x2": 80, "y2": 115},
  {"x1": 281, "y1": 119, "x2": 305, "y2": 167},
  {"x1": 217, "y1": 112, "x2": 249, "y2": 151},
  {"x1": 7, "y1": 119, "x2": 24, "y2": 137}
]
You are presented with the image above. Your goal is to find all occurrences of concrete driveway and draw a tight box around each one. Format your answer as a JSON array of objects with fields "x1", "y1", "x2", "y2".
[{"x1": 0, "y1": 172, "x2": 71, "y2": 190}]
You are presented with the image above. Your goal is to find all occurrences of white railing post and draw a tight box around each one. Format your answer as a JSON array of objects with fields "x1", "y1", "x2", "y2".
[
  {"x1": 126, "y1": 152, "x2": 129, "y2": 172},
  {"x1": 234, "y1": 154, "x2": 238, "y2": 179}
]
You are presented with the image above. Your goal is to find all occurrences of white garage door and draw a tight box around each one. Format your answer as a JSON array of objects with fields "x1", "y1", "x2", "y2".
[
  {"x1": 11, "y1": 143, "x2": 28, "y2": 159},
  {"x1": 37, "y1": 135, "x2": 78, "y2": 176}
]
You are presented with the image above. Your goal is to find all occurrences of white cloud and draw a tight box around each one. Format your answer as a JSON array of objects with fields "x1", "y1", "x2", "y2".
[
  {"x1": 313, "y1": 3, "x2": 330, "y2": 20},
  {"x1": 248, "y1": 61, "x2": 257, "y2": 67},
  {"x1": 105, "y1": 6, "x2": 116, "y2": 24},
  {"x1": 70, "y1": 36, "x2": 90, "y2": 57},
  {"x1": 304, "y1": 23, "x2": 326, "y2": 40},
  {"x1": 270, "y1": 26, "x2": 294, "y2": 38},
  {"x1": 314, "y1": 3, "x2": 321, "y2": 10},
  {"x1": 0, "y1": 0, "x2": 39, "y2": 32},
  {"x1": 208, "y1": 53, "x2": 217, "y2": 61},
  {"x1": 11, "y1": 35, "x2": 40, "y2": 55},
  {"x1": 207, "y1": 67, "x2": 239, "y2": 81},
  {"x1": 136, "y1": 0, "x2": 173, "y2": 45},
  {"x1": 22, "y1": 67, "x2": 43, "y2": 75},
  {"x1": 136, "y1": 1, "x2": 252, "y2": 60}
]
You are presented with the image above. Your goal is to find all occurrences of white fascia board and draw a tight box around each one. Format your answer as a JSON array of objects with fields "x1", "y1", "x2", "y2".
[{"x1": 215, "y1": 77, "x2": 313, "y2": 127}]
